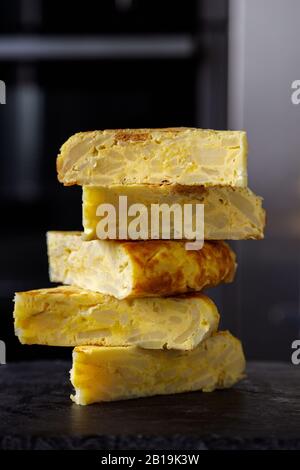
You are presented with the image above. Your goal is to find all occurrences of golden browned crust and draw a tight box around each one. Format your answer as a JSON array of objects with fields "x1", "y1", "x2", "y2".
[
  {"x1": 15, "y1": 285, "x2": 99, "y2": 298},
  {"x1": 123, "y1": 240, "x2": 236, "y2": 297},
  {"x1": 113, "y1": 128, "x2": 186, "y2": 143},
  {"x1": 114, "y1": 131, "x2": 150, "y2": 143}
]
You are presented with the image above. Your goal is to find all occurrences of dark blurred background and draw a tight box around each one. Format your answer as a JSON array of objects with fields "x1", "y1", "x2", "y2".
[{"x1": 0, "y1": 0, "x2": 299, "y2": 363}]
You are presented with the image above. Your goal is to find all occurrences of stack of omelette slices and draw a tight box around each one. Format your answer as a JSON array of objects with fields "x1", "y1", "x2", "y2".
[{"x1": 13, "y1": 128, "x2": 265, "y2": 405}]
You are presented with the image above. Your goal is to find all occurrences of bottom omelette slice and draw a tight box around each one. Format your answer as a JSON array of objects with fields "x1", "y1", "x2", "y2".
[{"x1": 70, "y1": 331, "x2": 245, "y2": 405}]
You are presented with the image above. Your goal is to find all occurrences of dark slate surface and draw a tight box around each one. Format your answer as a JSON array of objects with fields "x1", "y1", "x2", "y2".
[{"x1": 0, "y1": 361, "x2": 300, "y2": 450}]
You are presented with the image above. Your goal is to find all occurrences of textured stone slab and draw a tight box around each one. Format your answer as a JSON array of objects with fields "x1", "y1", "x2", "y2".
[{"x1": 0, "y1": 361, "x2": 299, "y2": 450}]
